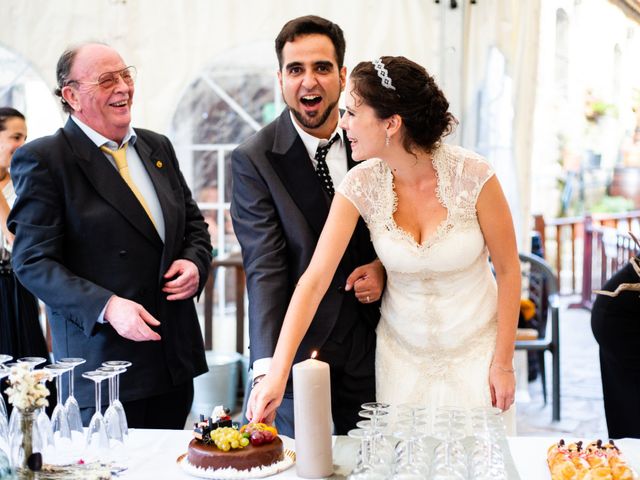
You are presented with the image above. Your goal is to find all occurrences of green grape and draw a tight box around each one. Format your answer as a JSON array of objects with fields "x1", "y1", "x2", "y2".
[{"x1": 210, "y1": 426, "x2": 248, "y2": 450}]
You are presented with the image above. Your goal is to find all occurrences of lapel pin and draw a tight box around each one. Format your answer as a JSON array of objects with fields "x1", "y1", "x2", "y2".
[{"x1": 155, "y1": 160, "x2": 163, "y2": 169}]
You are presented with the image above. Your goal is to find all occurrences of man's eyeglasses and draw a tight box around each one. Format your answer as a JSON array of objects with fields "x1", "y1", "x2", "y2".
[{"x1": 66, "y1": 66, "x2": 136, "y2": 90}]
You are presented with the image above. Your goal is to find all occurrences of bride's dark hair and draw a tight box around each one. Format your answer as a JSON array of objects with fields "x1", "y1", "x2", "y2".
[{"x1": 349, "y1": 56, "x2": 457, "y2": 154}]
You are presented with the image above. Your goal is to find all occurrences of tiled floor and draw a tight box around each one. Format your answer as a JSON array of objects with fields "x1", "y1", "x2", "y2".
[{"x1": 516, "y1": 295, "x2": 608, "y2": 437}]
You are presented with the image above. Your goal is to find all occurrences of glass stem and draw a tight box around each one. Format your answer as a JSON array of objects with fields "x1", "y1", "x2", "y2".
[
  {"x1": 115, "y1": 374, "x2": 120, "y2": 401},
  {"x1": 95, "y1": 381, "x2": 102, "y2": 414},
  {"x1": 56, "y1": 375, "x2": 63, "y2": 405},
  {"x1": 69, "y1": 368, "x2": 75, "y2": 398},
  {"x1": 108, "y1": 376, "x2": 114, "y2": 406}
]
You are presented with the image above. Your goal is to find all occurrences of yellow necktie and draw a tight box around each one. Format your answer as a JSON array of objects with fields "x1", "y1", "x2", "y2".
[{"x1": 100, "y1": 143, "x2": 157, "y2": 227}]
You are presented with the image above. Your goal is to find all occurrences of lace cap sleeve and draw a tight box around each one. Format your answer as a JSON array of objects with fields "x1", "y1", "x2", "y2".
[
  {"x1": 463, "y1": 152, "x2": 495, "y2": 203},
  {"x1": 442, "y1": 145, "x2": 495, "y2": 216},
  {"x1": 336, "y1": 158, "x2": 387, "y2": 224}
]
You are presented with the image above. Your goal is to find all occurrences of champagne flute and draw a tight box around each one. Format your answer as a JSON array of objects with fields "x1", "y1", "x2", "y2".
[
  {"x1": 57, "y1": 357, "x2": 85, "y2": 445},
  {"x1": 5, "y1": 363, "x2": 20, "y2": 440},
  {"x1": 101, "y1": 360, "x2": 131, "y2": 439},
  {"x1": 43, "y1": 364, "x2": 72, "y2": 463},
  {"x1": 0, "y1": 364, "x2": 10, "y2": 458},
  {"x1": 0, "y1": 355, "x2": 11, "y2": 422},
  {"x1": 96, "y1": 366, "x2": 124, "y2": 447},
  {"x1": 391, "y1": 419, "x2": 429, "y2": 479},
  {"x1": 82, "y1": 370, "x2": 109, "y2": 461},
  {"x1": 16, "y1": 357, "x2": 47, "y2": 370}
]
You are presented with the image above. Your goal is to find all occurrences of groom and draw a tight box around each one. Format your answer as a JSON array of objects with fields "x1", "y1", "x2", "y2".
[{"x1": 231, "y1": 15, "x2": 384, "y2": 437}]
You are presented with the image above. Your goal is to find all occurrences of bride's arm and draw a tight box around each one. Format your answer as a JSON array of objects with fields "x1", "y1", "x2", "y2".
[
  {"x1": 247, "y1": 193, "x2": 362, "y2": 422},
  {"x1": 477, "y1": 175, "x2": 521, "y2": 411}
]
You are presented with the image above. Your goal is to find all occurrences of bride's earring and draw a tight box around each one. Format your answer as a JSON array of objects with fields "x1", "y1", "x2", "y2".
[{"x1": 385, "y1": 132, "x2": 390, "y2": 147}]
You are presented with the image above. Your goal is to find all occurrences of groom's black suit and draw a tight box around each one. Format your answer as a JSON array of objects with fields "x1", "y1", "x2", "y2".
[{"x1": 231, "y1": 109, "x2": 379, "y2": 436}]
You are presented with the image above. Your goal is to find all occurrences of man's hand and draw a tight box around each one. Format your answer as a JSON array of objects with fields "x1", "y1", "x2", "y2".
[
  {"x1": 104, "y1": 296, "x2": 161, "y2": 341},
  {"x1": 162, "y1": 259, "x2": 199, "y2": 300},
  {"x1": 345, "y1": 258, "x2": 385, "y2": 304}
]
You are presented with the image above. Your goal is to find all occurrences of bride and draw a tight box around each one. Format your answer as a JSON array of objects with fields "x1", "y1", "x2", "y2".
[{"x1": 248, "y1": 56, "x2": 520, "y2": 429}]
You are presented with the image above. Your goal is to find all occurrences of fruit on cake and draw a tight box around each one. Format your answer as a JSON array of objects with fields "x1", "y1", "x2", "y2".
[
  {"x1": 547, "y1": 439, "x2": 638, "y2": 480},
  {"x1": 186, "y1": 408, "x2": 284, "y2": 472}
]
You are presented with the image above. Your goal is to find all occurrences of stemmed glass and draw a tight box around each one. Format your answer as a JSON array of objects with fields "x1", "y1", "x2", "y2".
[
  {"x1": 16, "y1": 357, "x2": 47, "y2": 370},
  {"x1": 0, "y1": 364, "x2": 10, "y2": 458},
  {"x1": 346, "y1": 428, "x2": 387, "y2": 480},
  {"x1": 431, "y1": 407, "x2": 468, "y2": 480},
  {"x1": 0, "y1": 355, "x2": 11, "y2": 422},
  {"x1": 5, "y1": 363, "x2": 20, "y2": 440},
  {"x1": 57, "y1": 357, "x2": 85, "y2": 445},
  {"x1": 469, "y1": 406, "x2": 508, "y2": 479},
  {"x1": 43, "y1": 363, "x2": 72, "y2": 463},
  {"x1": 392, "y1": 404, "x2": 430, "y2": 479},
  {"x1": 101, "y1": 360, "x2": 131, "y2": 439},
  {"x1": 82, "y1": 370, "x2": 109, "y2": 460},
  {"x1": 96, "y1": 366, "x2": 125, "y2": 453}
]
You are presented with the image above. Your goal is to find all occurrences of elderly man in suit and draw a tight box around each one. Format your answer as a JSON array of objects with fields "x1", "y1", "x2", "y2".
[
  {"x1": 8, "y1": 42, "x2": 212, "y2": 429},
  {"x1": 231, "y1": 16, "x2": 384, "y2": 437}
]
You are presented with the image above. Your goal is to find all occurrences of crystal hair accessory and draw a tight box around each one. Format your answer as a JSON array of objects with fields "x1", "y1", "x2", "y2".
[{"x1": 372, "y1": 58, "x2": 396, "y2": 91}]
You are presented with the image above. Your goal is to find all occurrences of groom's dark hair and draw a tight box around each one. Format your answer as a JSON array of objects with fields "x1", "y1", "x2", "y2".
[{"x1": 275, "y1": 15, "x2": 346, "y2": 69}]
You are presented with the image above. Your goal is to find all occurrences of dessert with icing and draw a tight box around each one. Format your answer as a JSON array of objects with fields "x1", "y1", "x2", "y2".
[
  {"x1": 547, "y1": 439, "x2": 638, "y2": 480},
  {"x1": 186, "y1": 406, "x2": 284, "y2": 473}
]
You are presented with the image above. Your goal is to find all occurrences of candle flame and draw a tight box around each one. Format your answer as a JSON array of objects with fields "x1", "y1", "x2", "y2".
[{"x1": 311, "y1": 351, "x2": 318, "y2": 359}]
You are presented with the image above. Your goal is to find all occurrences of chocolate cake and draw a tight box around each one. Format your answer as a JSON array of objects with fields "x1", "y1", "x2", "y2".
[
  {"x1": 186, "y1": 436, "x2": 284, "y2": 471},
  {"x1": 185, "y1": 409, "x2": 286, "y2": 473}
]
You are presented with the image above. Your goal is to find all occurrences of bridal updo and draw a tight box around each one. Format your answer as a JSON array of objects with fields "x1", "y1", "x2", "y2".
[{"x1": 349, "y1": 56, "x2": 457, "y2": 153}]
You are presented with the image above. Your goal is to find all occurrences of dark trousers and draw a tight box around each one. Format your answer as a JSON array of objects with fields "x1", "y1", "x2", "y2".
[
  {"x1": 81, "y1": 380, "x2": 194, "y2": 429},
  {"x1": 272, "y1": 319, "x2": 376, "y2": 438},
  {"x1": 599, "y1": 348, "x2": 640, "y2": 439}
]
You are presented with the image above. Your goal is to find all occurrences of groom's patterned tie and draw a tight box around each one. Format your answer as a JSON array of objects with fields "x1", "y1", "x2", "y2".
[{"x1": 314, "y1": 133, "x2": 340, "y2": 197}]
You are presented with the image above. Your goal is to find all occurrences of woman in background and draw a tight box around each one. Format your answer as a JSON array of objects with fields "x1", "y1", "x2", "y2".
[{"x1": 0, "y1": 107, "x2": 50, "y2": 363}]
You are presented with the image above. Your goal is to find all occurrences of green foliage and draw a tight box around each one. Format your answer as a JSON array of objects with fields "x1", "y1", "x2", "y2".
[{"x1": 590, "y1": 195, "x2": 634, "y2": 213}]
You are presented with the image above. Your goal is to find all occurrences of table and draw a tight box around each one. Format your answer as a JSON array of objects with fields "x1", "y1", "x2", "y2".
[{"x1": 124, "y1": 429, "x2": 640, "y2": 479}]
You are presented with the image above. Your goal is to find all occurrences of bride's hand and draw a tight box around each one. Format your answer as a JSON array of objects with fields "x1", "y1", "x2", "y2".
[
  {"x1": 489, "y1": 364, "x2": 516, "y2": 411},
  {"x1": 246, "y1": 374, "x2": 286, "y2": 424}
]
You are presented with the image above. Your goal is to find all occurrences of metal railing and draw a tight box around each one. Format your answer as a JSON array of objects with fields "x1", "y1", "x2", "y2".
[{"x1": 533, "y1": 210, "x2": 640, "y2": 307}]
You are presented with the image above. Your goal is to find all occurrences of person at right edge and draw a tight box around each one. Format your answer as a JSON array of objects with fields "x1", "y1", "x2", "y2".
[
  {"x1": 591, "y1": 249, "x2": 640, "y2": 439},
  {"x1": 231, "y1": 16, "x2": 385, "y2": 438}
]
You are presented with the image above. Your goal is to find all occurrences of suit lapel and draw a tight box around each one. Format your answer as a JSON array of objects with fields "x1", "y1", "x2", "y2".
[
  {"x1": 63, "y1": 119, "x2": 163, "y2": 249},
  {"x1": 267, "y1": 111, "x2": 330, "y2": 238}
]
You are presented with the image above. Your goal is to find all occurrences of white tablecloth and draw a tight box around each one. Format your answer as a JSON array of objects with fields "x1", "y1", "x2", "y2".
[{"x1": 123, "y1": 429, "x2": 640, "y2": 479}]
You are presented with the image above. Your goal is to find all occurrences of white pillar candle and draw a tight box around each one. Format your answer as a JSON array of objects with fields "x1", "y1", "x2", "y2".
[{"x1": 293, "y1": 355, "x2": 333, "y2": 478}]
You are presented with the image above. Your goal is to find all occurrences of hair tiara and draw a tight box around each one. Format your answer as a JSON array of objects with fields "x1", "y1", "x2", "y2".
[{"x1": 372, "y1": 58, "x2": 396, "y2": 91}]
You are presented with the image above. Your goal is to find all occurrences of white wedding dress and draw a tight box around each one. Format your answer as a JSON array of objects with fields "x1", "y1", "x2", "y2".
[{"x1": 338, "y1": 143, "x2": 515, "y2": 431}]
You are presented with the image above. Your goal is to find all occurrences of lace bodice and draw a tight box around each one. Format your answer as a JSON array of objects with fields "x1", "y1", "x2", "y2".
[
  {"x1": 337, "y1": 144, "x2": 508, "y2": 419},
  {"x1": 338, "y1": 143, "x2": 494, "y2": 250}
]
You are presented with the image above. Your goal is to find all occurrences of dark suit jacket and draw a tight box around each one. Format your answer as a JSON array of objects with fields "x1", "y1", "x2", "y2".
[
  {"x1": 591, "y1": 258, "x2": 640, "y2": 364},
  {"x1": 8, "y1": 118, "x2": 211, "y2": 408},
  {"x1": 230, "y1": 109, "x2": 380, "y2": 374}
]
